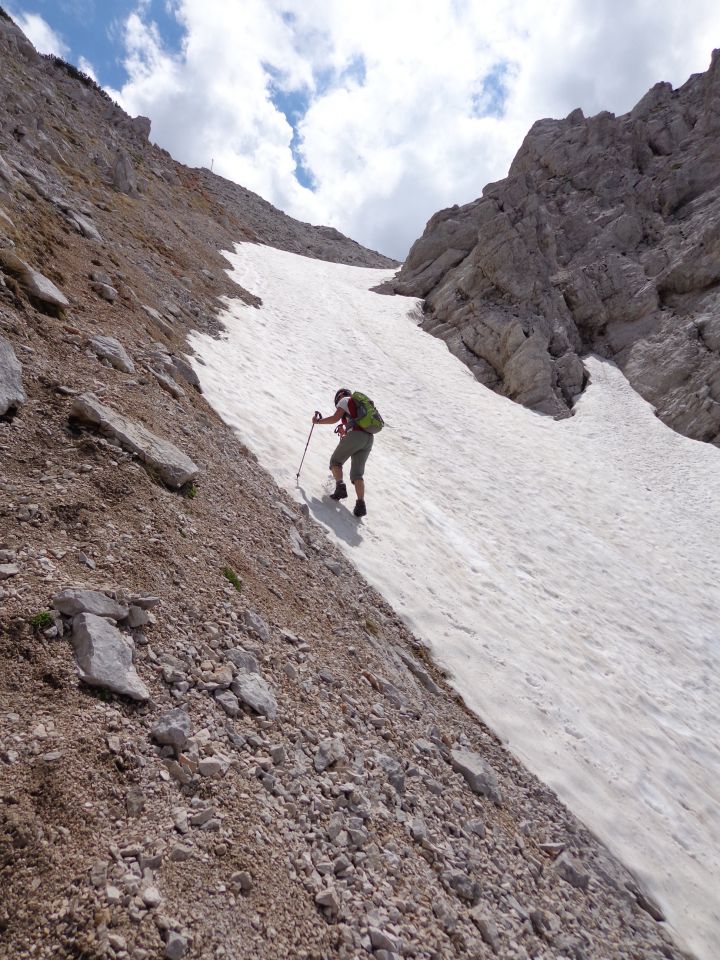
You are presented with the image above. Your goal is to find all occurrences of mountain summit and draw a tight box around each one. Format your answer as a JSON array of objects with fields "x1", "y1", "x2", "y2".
[{"x1": 385, "y1": 50, "x2": 720, "y2": 445}]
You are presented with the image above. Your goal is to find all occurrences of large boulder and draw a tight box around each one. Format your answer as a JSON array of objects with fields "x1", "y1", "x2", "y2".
[
  {"x1": 0, "y1": 335, "x2": 25, "y2": 416},
  {"x1": 71, "y1": 613, "x2": 150, "y2": 701},
  {"x1": 70, "y1": 393, "x2": 199, "y2": 488},
  {"x1": 230, "y1": 672, "x2": 277, "y2": 720}
]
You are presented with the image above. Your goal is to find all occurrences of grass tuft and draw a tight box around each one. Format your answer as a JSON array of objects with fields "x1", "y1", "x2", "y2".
[
  {"x1": 30, "y1": 611, "x2": 53, "y2": 630},
  {"x1": 222, "y1": 567, "x2": 242, "y2": 592}
]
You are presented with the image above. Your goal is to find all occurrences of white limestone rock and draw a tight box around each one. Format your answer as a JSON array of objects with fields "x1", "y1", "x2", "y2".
[
  {"x1": 88, "y1": 335, "x2": 134, "y2": 373},
  {"x1": 0, "y1": 334, "x2": 25, "y2": 416},
  {"x1": 71, "y1": 613, "x2": 150, "y2": 701},
  {"x1": 70, "y1": 392, "x2": 199, "y2": 488}
]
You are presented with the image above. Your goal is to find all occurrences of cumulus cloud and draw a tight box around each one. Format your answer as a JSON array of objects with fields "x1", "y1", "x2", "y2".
[
  {"x1": 11, "y1": 10, "x2": 69, "y2": 57},
  {"x1": 110, "y1": 0, "x2": 720, "y2": 258}
]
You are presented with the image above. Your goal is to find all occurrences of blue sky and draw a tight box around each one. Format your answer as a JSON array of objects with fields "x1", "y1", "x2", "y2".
[
  {"x1": 6, "y1": 1, "x2": 720, "y2": 259},
  {"x1": 6, "y1": 0, "x2": 184, "y2": 87}
]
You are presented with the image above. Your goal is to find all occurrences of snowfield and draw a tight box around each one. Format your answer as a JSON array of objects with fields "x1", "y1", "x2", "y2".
[{"x1": 190, "y1": 242, "x2": 720, "y2": 960}]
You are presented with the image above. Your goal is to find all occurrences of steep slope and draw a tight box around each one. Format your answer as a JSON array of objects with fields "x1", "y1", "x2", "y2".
[
  {"x1": 385, "y1": 50, "x2": 720, "y2": 444},
  {"x1": 0, "y1": 12, "x2": 700, "y2": 960}
]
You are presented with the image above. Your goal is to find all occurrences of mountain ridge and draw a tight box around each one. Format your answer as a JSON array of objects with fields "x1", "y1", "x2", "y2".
[{"x1": 384, "y1": 50, "x2": 720, "y2": 446}]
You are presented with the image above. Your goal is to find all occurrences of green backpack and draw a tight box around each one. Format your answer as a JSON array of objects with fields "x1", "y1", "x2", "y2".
[{"x1": 352, "y1": 391, "x2": 384, "y2": 433}]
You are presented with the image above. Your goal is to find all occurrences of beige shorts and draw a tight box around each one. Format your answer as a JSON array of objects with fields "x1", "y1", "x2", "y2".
[{"x1": 330, "y1": 430, "x2": 374, "y2": 482}]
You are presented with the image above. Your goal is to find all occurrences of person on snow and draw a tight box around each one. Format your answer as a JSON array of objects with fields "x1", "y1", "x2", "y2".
[{"x1": 313, "y1": 388, "x2": 373, "y2": 517}]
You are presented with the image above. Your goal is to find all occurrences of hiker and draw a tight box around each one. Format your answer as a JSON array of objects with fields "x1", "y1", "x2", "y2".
[{"x1": 313, "y1": 388, "x2": 379, "y2": 517}]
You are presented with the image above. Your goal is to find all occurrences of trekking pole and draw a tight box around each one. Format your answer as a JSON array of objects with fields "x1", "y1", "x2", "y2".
[{"x1": 296, "y1": 413, "x2": 321, "y2": 481}]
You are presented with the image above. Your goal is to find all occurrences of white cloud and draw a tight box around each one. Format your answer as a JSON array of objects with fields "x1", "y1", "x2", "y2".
[
  {"x1": 78, "y1": 55, "x2": 98, "y2": 82},
  {"x1": 12, "y1": 10, "x2": 69, "y2": 57},
  {"x1": 111, "y1": 0, "x2": 720, "y2": 259}
]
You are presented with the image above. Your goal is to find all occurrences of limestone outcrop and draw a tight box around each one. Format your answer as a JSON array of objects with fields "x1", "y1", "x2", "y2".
[{"x1": 388, "y1": 50, "x2": 720, "y2": 444}]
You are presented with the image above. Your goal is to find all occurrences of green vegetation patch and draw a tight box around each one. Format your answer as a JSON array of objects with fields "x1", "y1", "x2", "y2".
[
  {"x1": 30, "y1": 610, "x2": 53, "y2": 630},
  {"x1": 222, "y1": 567, "x2": 242, "y2": 592}
]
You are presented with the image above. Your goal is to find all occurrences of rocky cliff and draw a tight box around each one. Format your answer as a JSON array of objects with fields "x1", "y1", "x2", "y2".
[
  {"x1": 0, "y1": 11, "x2": 695, "y2": 960},
  {"x1": 386, "y1": 50, "x2": 720, "y2": 444}
]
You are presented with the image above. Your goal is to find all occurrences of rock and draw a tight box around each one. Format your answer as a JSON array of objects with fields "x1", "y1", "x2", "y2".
[
  {"x1": 0, "y1": 563, "x2": 19, "y2": 580},
  {"x1": 369, "y1": 928, "x2": 401, "y2": 952},
  {"x1": 441, "y1": 869, "x2": 481, "y2": 903},
  {"x1": 314, "y1": 737, "x2": 345, "y2": 773},
  {"x1": 112, "y1": 150, "x2": 138, "y2": 195},
  {"x1": 170, "y1": 355, "x2": 202, "y2": 392},
  {"x1": 198, "y1": 757, "x2": 224, "y2": 778},
  {"x1": 0, "y1": 250, "x2": 69, "y2": 312},
  {"x1": 226, "y1": 647, "x2": 259, "y2": 673},
  {"x1": 164, "y1": 931, "x2": 188, "y2": 959},
  {"x1": 141, "y1": 885, "x2": 162, "y2": 908},
  {"x1": 53, "y1": 587, "x2": 129, "y2": 620},
  {"x1": 396, "y1": 649, "x2": 441, "y2": 694},
  {"x1": 69, "y1": 211, "x2": 102, "y2": 242},
  {"x1": 126, "y1": 786, "x2": 145, "y2": 817},
  {"x1": 389, "y1": 52, "x2": 720, "y2": 446},
  {"x1": 71, "y1": 612, "x2": 150, "y2": 701},
  {"x1": 468, "y1": 907, "x2": 500, "y2": 953},
  {"x1": 553, "y1": 851, "x2": 590, "y2": 890},
  {"x1": 215, "y1": 689, "x2": 240, "y2": 717},
  {"x1": 70, "y1": 393, "x2": 199, "y2": 488},
  {"x1": 151, "y1": 708, "x2": 191, "y2": 751},
  {"x1": 0, "y1": 335, "x2": 25, "y2": 416},
  {"x1": 88, "y1": 335, "x2": 134, "y2": 373},
  {"x1": 91, "y1": 281, "x2": 118, "y2": 302},
  {"x1": 243, "y1": 609, "x2": 270, "y2": 641},
  {"x1": 126, "y1": 604, "x2": 151, "y2": 628},
  {"x1": 230, "y1": 672, "x2": 278, "y2": 720},
  {"x1": 232, "y1": 870, "x2": 253, "y2": 892},
  {"x1": 450, "y1": 749, "x2": 502, "y2": 805},
  {"x1": 315, "y1": 887, "x2": 339, "y2": 912}
]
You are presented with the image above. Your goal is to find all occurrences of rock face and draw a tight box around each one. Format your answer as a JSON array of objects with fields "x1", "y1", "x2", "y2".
[
  {"x1": 388, "y1": 49, "x2": 720, "y2": 445},
  {"x1": 71, "y1": 613, "x2": 150, "y2": 701},
  {"x1": 0, "y1": 334, "x2": 25, "y2": 415},
  {"x1": 70, "y1": 392, "x2": 199, "y2": 488}
]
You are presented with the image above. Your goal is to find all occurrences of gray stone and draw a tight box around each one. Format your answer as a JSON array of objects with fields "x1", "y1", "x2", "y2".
[
  {"x1": 553, "y1": 851, "x2": 590, "y2": 890},
  {"x1": 441, "y1": 869, "x2": 481, "y2": 903},
  {"x1": 396, "y1": 649, "x2": 441, "y2": 694},
  {"x1": 215, "y1": 689, "x2": 240, "y2": 717},
  {"x1": 91, "y1": 281, "x2": 117, "y2": 302},
  {"x1": 226, "y1": 647, "x2": 259, "y2": 673},
  {"x1": 151, "y1": 708, "x2": 191, "y2": 751},
  {"x1": 314, "y1": 737, "x2": 345, "y2": 773},
  {"x1": 70, "y1": 212, "x2": 102, "y2": 242},
  {"x1": 126, "y1": 604, "x2": 151, "y2": 628},
  {"x1": 53, "y1": 588, "x2": 129, "y2": 620},
  {"x1": 469, "y1": 907, "x2": 500, "y2": 953},
  {"x1": 0, "y1": 563, "x2": 19, "y2": 580},
  {"x1": 71, "y1": 613, "x2": 150, "y2": 701},
  {"x1": 243, "y1": 609, "x2": 270, "y2": 641},
  {"x1": 112, "y1": 150, "x2": 138, "y2": 196},
  {"x1": 164, "y1": 931, "x2": 188, "y2": 960},
  {"x1": 88, "y1": 335, "x2": 134, "y2": 373},
  {"x1": 0, "y1": 335, "x2": 25, "y2": 416},
  {"x1": 170, "y1": 355, "x2": 202, "y2": 392},
  {"x1": 450, "y1": 749, "x2": 502, "y2": 804},
  {"x1": 0, "y1": 250, "x2": 69, "y2": 311},
  {"x1": 70, "y1": 393, "x2": 199, "y2": 488},
  {"x1": 141, "y1": 885, "x2": 162, "y2": 908},
  {"x1": 230, "y1": 672, "x2": 278, "y2": 720}
]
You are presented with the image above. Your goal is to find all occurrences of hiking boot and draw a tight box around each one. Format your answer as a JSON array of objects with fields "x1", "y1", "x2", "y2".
[
  {"x1": 329, "y1": 481, "x2": 348, "y2": 501},
  {"x1": 353, "y1": 498, "x2": 367, "y2": 517}
]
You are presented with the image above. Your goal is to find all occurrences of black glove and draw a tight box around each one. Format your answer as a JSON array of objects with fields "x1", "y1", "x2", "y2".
[{"x1": 313, "y1": 410, "x2": 323, "y2": 423}]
